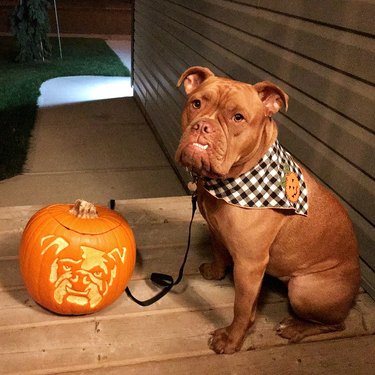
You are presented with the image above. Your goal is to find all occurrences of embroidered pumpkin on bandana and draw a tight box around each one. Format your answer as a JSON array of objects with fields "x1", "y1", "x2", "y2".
[
  {"x1": 282, "y1": 165, "x2": 301, "y2": 203},
  {"x1": 19, "y1": 200, "x2": 136, "y2": 315}
]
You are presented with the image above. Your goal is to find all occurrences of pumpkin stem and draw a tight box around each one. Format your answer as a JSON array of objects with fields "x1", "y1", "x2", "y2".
[{"x1": 69, "y1": 199, "x2": 98, "y2": 219}]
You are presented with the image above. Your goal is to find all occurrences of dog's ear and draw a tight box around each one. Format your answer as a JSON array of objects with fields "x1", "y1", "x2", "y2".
[
  {"x1": 253, "y1": 81, "x2": 289, "y2": 116},
  {"x1": 177, "y1": 66, "x2": 215, "y2": 95}
]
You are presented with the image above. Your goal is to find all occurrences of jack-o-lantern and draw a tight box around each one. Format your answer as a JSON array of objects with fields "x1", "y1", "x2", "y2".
[{"x1": 19, "y1": 200, "x2": 136, "y2": 315}]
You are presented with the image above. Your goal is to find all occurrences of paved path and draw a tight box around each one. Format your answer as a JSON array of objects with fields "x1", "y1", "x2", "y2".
[{"x1": 0, "y1": 39, "x2": 185, "y2": 207}]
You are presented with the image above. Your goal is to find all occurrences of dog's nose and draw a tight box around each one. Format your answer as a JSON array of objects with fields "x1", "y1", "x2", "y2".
[{"x1": 192, "y1": 121, "x2": 213, "y2": 134}]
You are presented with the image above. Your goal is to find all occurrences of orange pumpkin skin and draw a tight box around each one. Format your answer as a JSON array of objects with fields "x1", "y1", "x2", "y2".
[
  {"x1": 285, "y1": 172, "x2": 300, "y2": 203},
  {"x1": 19, "y1": 203, "x2": 136, "y2": 315}
]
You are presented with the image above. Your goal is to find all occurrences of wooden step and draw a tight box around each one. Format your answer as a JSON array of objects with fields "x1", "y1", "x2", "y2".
[{"x1": 1, "y1": 196, "x2": 375, "y2": 374}]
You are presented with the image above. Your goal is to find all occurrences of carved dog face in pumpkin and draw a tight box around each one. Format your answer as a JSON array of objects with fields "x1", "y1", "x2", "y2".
[{"x1": 41, "y1": 236, "x2": 126, "y2": 308}]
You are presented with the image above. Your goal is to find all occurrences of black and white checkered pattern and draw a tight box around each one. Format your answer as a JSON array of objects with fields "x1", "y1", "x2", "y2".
[{"x1": 204, "y1": 140, "x2": 308, "y2": 216}]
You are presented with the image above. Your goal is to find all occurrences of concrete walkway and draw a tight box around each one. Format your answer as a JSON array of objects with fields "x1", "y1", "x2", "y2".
[{"x1": 0, "y1": 38, "x2": 185, "y2": 207}]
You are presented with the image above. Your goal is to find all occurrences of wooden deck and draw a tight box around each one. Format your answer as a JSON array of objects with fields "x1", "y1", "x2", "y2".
[{"x1": 1, "y1": 196, "x2": 374, "y2": 374}]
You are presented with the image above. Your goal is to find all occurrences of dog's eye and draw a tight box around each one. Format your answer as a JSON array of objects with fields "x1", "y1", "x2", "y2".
[
  {"x1": 192, "y1": 99, "x2": 201, "y2": 109},
  {"x1": 233, "y1": 113, "x2": 244, "y2": 122},
  {"x1": 63, "y1": 265, "x2": 72, "y2": 272}
]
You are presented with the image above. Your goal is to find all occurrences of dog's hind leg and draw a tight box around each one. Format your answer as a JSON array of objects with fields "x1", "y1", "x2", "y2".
[
  {"x1": 276, "y1": 316, "x2": 345, "y2": 343},
  {"x1": 276, "y1": 269, "x2": 359, "y2": 342}
]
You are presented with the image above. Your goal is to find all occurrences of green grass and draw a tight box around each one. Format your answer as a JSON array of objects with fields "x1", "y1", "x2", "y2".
[{"x1": 0, "y1": 36, "x2": 130, "y2": 180}]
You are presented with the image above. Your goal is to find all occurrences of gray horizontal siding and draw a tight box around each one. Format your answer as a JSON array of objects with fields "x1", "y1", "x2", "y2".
[
  {"x1": 238, "y1": 0, "x2": 375, "y2": 35},
  {"x1": 133, "y1": 0, "x2": 375, "y2": 297}
]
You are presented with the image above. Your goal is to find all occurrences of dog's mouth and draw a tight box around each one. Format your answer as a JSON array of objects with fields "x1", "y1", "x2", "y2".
[
  {"x1": 177, "y1": 141, "x2": 226, "y2": 179},
  {"x1": 192, "y1": 142, "x2": 209, "y2": 150}
]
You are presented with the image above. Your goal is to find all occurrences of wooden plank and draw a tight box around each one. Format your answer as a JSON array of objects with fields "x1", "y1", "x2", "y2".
[
  {"x1": 134, "y1": 20, "x2": 186, "y2": 101},
  {"x1": 0, "y1": 196, "x2": 198, "y2": 228},
  {"x1": 239, "y1": 0, "x2": 375, "y2": 35},
  {"x1": 0, "y1": 288, "x2": 371, "y2": 370},
  {"x1": 0, "y1": 277, "x2": 235, "y2": 329},
  {"x1": 1, "y1": 198, "x2": 374, "y2": 374},
  {"x1": 284, "y1": 93, "x2": 374, "y2": 179},
  {"x1": 0, "y1": 275, "x2": 291, "y2": 329},
  {"x1": 361, "y1": 260, "x2": 375, "y2": 301},
  {"x1": 135, "y1": 10, "x2": 225, "y2": 80},
  {"x1": 62, "y1": 335, "x2": 375, "y2": 375},
  {"x1": 133, "y1": 44, "x2": 182, "y2": 138},
  {"x1": 135, "y1": 3, "x2": 225, "y2": 75},
  {"x1": 0, "y1": 272, "x2": 289, "y2": 311},
  {"x1": 134, "y1": 25, "x2": 185, "y2": 116},
  {"x1": 133, "y1": 71, "x2": 148, "y2": 108},
  {"x1": 348, "y1": 205, "x2": 375, "y2": 272},
  {"x1": 278, "y1": 116, "x2": 374, "y2": 224},
  {"x1": 132, "y1": 62, "x2": 182, "y2": 160},
  {"x1": 0, "y1": 292, "x2": 373, "y2": 374},
  {"x1": 171, "y1": 0, "x2": 375, "y2": 81}
]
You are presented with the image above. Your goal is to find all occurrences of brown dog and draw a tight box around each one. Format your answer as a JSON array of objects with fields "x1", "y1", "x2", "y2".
[{"x1": 175, "y1": 66, "x2": 360, "y2": 354}]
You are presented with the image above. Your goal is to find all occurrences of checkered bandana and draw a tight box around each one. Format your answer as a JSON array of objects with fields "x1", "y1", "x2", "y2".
[{"x1": 203, "y1": 140, "x2": 308, "y2": 216}]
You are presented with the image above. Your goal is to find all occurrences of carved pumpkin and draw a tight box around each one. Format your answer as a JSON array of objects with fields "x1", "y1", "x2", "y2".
[{"x1": 19, "y1": 200, "x2": 136, "y2": 315}]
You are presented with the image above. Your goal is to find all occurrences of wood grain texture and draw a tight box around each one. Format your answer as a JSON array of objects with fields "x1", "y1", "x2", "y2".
[{"x1": 0, "y1": 197, "x2": 374, "y2": 374}]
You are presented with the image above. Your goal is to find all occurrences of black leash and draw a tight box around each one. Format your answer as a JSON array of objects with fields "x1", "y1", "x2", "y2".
[{"x1": 109, "y1": 192, "x2": 198, "y2": 306}]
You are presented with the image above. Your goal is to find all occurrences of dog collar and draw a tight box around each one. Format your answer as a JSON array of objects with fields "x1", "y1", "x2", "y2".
[{"x1": 203, "y1": 140, "x2": 308, "y2": 216}]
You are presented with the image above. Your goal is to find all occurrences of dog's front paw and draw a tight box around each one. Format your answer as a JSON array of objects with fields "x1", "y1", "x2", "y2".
[
  {"x1": 208, "y1": 327, "x2": 243, "y2": 354},
  {"x1": 199, "y1": 262, "x2": 226, "y2": 280}
]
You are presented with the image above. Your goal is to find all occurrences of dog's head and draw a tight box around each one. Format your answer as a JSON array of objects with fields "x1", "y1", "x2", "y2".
[{"x1": 175, "y1": 66, "x2": 288, "y2": 179}]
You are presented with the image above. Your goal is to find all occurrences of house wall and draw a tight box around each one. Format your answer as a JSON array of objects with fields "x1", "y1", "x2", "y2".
[
  {"x1": 0, "y1": 1, "x2": 132, "y2": 35},
  {"x1": 0, "y1": 1, "x2": 16, "y2": 33},
  {"x1": 133, "y1": 0, "x2": 375, "y2": 297},
  {"x1": 48, "y1": 1, "x2": 132, "y2": 35}
]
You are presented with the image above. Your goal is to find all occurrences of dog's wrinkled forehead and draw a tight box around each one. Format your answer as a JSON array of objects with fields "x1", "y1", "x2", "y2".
[
  {"x1": 194, "y1": 75, "x2": 248, "y2": 92},
  {"x1": 188, "y1": 77, "x2": 258, "y2": 109},
  {"x1": 178, "y1": 66, "x2": 288, "y2": 118}
]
